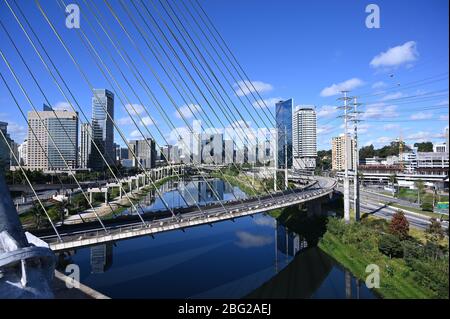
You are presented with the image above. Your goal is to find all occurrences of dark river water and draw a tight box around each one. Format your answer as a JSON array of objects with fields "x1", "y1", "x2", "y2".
[{"x1": 56, "y1": 179, "x2": 376, "y2": 299}]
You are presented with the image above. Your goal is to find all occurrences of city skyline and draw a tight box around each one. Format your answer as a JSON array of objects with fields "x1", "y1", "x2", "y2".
[{"x1": 0, "y1": 0, "x2": 448, "y2": 152}]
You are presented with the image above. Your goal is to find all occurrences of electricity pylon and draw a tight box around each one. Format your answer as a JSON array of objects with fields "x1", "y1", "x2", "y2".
[
  {"x1": 338, "y1": 91, "x2": 353, "y2": 223},
  {"x1": 350, "y1": 96, "x2": 363, "y2": 221}
]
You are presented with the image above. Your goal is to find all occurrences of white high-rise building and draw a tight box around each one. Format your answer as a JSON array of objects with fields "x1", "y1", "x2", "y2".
[
  {"x1": 27, "y1": 106, "x2": 78, "y2": 172},
  {"x1": 224, "y1": 140, "x2": 234, "y2": 164},
  {"x1": 129, "y1": 138, "x2": 156, "y2": 169},
  {"x1": 292, "y1": 107, "x2": 317, "y2": 170},
  {"x1": 18, "y1": 139, "x2": 28, "y2": 166},
  {"x1": 332, "y1": 134, "x2": 355, "y2": 171},
  {"x1": 80, "y1": 123, "x2": 91, "y2": 169},
  {"x1": 201, "y1": 133, "x2": 223, "y2": 164}
]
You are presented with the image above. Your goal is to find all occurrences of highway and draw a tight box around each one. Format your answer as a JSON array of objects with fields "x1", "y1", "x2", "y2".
[{"x1": 337, "y1": 185, "x2": 449, "y2": 230}]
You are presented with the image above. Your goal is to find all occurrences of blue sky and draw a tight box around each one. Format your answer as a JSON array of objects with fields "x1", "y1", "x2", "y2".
[{"x1": 0, "y1": 0, "x2": 448, "y2": 151}]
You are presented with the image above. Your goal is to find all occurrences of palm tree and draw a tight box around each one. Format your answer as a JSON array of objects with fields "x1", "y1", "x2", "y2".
[
  {"x1": 414, "y1": 179, "x2": 425, "y2": 205},
  {"x1": 389, "y1": 174, "x2": 398, "y2": 197}
]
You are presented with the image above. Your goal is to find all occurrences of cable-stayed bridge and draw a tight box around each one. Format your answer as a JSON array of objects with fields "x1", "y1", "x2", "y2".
[
  {"x1": 38, "y1": 176, "x2": 336, "y2": 251},
  {"x1": 0, "y1": 0, "x2": 338, "y2": 298}
]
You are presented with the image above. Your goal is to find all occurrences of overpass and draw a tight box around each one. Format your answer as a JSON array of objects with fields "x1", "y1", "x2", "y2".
[{"x1": 38, "y1": 176, "x2": 337, "y2": 251}]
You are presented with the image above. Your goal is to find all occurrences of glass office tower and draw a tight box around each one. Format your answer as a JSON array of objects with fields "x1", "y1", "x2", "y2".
[
  {"x1": 90, "y1": 89, "x2": 114, "y2": 170},
  {"x1": 275, "y1": 99, "x2": 293, "y2": 168}
]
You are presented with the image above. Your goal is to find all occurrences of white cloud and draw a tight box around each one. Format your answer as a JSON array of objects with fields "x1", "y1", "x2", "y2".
[
  {"x1": 252, "y1": 97, "x2": 284, "y2": 108},
  {"x1": 316, "y1": 105, "x2": 338, "y2": 118},
  {"x1": 320, "y1": 78, "x2": 365, "y2": 97},
  {"x1": 438, "y1": 100, "x2": 449, "y2": 106},
  {"x1": 129, "y1": 130, "x2": 142, "y2": 138},
  {"x1": 235, "y1": 231, "x2": 273, "y2": 248},
  {"x1": 141, "y1": 116, "x2": 155, "y2": 126},
  {"x1": 363, "y1": 103, "x2": 398, "y2": 119},
  {"x1": 234, "y1": 80, "x2": 273, "y2": 97},
  {"x1": 118, "y1": 114, "x2": 155, "y2": 126},
  {"x1": 317, "y1": 125, "x2": 335, "y2": 135},
  {"x1": 175, "y1": 104, "x2": 201, "y2": 119},
  {"x1": 370, "y1": 41, "x2": 419, "y2": 68},
  {"x1": 383, "y1": 124, "x2": 400, "y2": 130},
  {"x1": 439, "y1": 114, "x2": 449, "y2": 121},
  {"x1": 125, "y1": 103, "x2": 145, "y2": 115},
  {"x1": 372, "y1": 81, "x2": 387, "y2": 89},
  {"x1": 410, "y1": 112, "x2": 433, "y2": 120},
  {"x1": 6, "y1": 122, "x2": 27, "y2": 143},
  {"x1": 53, "y1": 101, "x2": 72, "y2": 111},
  {"x1": 406, "y1": 131, "x2": 444, "y2": 142},
  {"x1": 376, "y1": 136, "x2": 394, "y2": 144},
  {"x1": 358, "y1": 124, "x2": 371, "y2": 134},
  {"x1": 381, "y1": 92, "x2": 404, "y2": 101},
  {"x1": 118, "y1": 117, "x2": 133, "y2": 126},
  {"x1": 166, "y1": 126, "x2": 191, "y2": 145}
]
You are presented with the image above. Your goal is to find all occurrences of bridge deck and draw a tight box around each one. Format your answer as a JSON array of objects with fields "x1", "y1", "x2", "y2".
[{"x1": 41, "y1": 178, "x2": 336, "y2": 251}]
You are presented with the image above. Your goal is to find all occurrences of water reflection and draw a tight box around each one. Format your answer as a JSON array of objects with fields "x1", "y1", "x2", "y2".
[
  {"x1": 56, "y1": 194, "x2": 376, "y2": 299},
  {"x1": 90, "y1": 244, "x2": 114, "y2": 274},
  {"x1": 124, "y1": 178, "x2": 246, "y2": 214}
]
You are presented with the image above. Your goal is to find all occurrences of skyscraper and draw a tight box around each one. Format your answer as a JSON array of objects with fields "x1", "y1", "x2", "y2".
[
  {"x1": 292, "y1": 107, "x2": 317, "y2": 170},
  {"x1": 90, "y1": 89, "x2": 114, "y2": 170},
  {"x1": 224, "y1": 140, "x2": 234, "y2": 164},
  {"x1": 27, "y1": 106, "x2": 78, "y2": 172},
  {"x1": 201, "y1": 133, "x2": 223, "y2": 164},
  {"x1": 0, "y1": 121, "x2": 12, "y2": 170},
  {"x1": 332, "y1": 134, "x2": 355, "y2": 171},
  {"x1": 129, "y1": 138, "x2": 156, "y2": 169},
  {"x1": 275, "y1": 99, "x2": 293, "y2": 168},
  {"x1": 80, "y1": 123, "x2": 91, "y2": 169}
]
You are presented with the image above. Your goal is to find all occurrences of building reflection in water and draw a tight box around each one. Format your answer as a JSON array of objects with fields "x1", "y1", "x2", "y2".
[
  {"x1": 275, "y1": 221, "x2": 308, "y2": 267},
  {"x1": 90, "y1": 243, "x2": 114, "y2": 274},
  {"x1": 136, "y1": 178, "x2": 246, "y2": 213}
]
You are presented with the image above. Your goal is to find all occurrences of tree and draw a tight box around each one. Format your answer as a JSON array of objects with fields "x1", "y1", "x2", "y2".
[
  {"x1": 414, "y1": 142, "x2": 433, "y2": 152},
  {"x1": 426, "y1": 218, "x2": 445, "y2": 242},
  {"x1": 389, "y1": 174, "x2": 397, "y2": 196},
  {"x1": 421, "y1": 201, "x2": 433, "y2": 212},
  {"x1": 359, "y1": 145, "x2": 376, "y2": 159},
  {"x1": 358, "y1": 171, "x2": 365, "y2": 187},
  {"x1": 389, "y1": 210, "x2": 409, "y2": 240},
  {"x1": 414, "y1": 179, "x2": 425, "y2": 204},
  {"x1": 379, "y1": 233, "x2": 403, "y2": 258}
]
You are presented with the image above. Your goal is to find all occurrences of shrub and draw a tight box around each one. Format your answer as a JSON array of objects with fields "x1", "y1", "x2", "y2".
[
  {"x1": 389, "y1": 210, "x2": 409, "y2": 240},
  {"x1": 426, "y1": 218, "x2": 445, "y2": 242},
  {"x1": 378, "y1": 233, "x2": 403, "y2": 258},
  {"x1": 421, "y1": 201, "x2": 434, "y2": 212},
  {"x1": 326, "y1": 217, "x2": 346, "y2": 238},
  {"x1": 402, "y1": 239, "x2": 422, "y2": 262}
]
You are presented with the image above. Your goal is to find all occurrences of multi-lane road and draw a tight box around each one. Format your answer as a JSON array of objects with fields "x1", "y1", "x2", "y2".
[{"x1": 337, "y1": 185, "x2": 449, "y2": 230}]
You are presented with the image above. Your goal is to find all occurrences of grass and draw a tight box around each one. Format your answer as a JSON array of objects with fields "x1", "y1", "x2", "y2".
[{"x1": 210, "y1": 172, "x2": 264, "y2": 196}]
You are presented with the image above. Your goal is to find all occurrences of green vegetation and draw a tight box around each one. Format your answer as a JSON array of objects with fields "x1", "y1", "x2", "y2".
[
  {"x1": 320, "y1": 217, "x2": 449, "y2": 299},
  {"x1": 316, "y1": 150, "x2": 332, "y2": 174},
  {"x1": 270, "y1": 203, "x2": 449, "y2": 299},
  {"x1": 414, "y1": 141, "x2": 434, "y2": 152},
  {"x1": 359, "y1": 141, "x2": 411, "y2": 159}
]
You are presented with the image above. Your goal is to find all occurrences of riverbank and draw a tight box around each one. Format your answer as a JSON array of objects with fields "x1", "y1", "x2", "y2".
[
  {"x1": 270, "y1": 206, "x2": 449, "y2": 299},
  {"x1": 210, "y1": 171, "x2": 265, "y2": 196}
]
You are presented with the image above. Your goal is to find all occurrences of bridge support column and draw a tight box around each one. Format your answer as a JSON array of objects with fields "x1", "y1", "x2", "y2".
[
  {"x1": 104, "y1": 190, "x2": 108, "y2": 205},
  {"x1": 89, "y1": 191, "x2": 93, "y2": 205}
]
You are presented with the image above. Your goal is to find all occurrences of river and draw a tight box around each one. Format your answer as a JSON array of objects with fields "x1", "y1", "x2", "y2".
[{"x1": 56, "y1": 178, "x2": 376, "y2": 299}]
